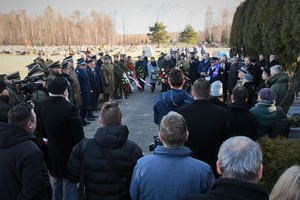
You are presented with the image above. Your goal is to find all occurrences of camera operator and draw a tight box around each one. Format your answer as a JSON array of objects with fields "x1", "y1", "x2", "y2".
[
  {"x1": 5, "y1": 71, "x2": 22, "y2": 106},
  {"x1": 0, "y1": 81, "x2": 12, "y2": 123}
]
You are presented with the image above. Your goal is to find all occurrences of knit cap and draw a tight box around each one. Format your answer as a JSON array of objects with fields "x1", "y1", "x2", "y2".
[
  {"x1": 259, "y1": 88, "x2": 275, "y2": 101},
  {"x1": 211, "y1": 81, "x2": 223, "y2": 96}
]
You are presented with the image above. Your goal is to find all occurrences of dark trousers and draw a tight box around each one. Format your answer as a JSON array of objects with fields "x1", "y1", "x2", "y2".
[{"x1": 150, "y1": 83, "x2": 156, "y2": 92}]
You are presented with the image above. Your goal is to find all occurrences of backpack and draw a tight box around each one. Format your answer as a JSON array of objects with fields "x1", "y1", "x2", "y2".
[{"x1": 270, "y1": 106, "x2": 290, "y2": 138}]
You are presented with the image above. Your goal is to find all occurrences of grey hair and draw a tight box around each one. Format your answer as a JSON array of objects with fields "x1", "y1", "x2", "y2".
[
  {"x1": 218, "y1": 136, "x2": 262, "y2": 182},
  {"x1": 270, "y1": 65, "x2": 283, "y2": 75},
  {"x1": 160, "y1": 111, "x2": 187, "y2": 147}
]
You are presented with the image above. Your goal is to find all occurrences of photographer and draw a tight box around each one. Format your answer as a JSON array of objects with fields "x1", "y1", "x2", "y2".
[
  {"x1": 0, "y1": 81, "x2": 12, "y2": 123},
  {"x1": 130, "y1": 112, "x2": 215, "y2": 200},
  {"x1": 5, "y1": 71, "x2": 22, "y2": 106}
]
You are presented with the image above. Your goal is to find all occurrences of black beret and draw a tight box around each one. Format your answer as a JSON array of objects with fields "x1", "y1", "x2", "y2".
[
  {"x1": 6, "y1": 71, "x2": 20, "y2": 80},
  {"x1": 0, "y1": 80, "x2": 6, "y2": 93},
  {"x1": 47, "y1": 77, "x2": 68, "y2": 94},
  {"x1": 99, "y1": 52, "x2": 104, "y2": 56},
  {"x1": 48, "y1": 61, "x2": 61, "y2": 69}
]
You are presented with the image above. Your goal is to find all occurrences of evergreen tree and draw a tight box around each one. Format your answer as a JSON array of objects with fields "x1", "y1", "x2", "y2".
[
  {"x1": 147, "y1": 21, "x2": 170, "y2": 47},
  {"x1": 178, "y1": 24, "x2": 198, "y2": 44}
]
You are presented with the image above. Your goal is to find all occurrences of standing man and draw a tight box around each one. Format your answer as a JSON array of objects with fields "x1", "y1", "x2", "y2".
[
  {"x1": 227, "y1": 56, "x2": 241, "y2": 95},
  {"x1": 34, "y1": 50, "x2": 48, "y2": 71},
  {"x1": 267, "y1": 65, "x2": 293, "y2": 114},
  {"x1": 37, "y1": 77, "x2": 84, "y2": 200},
  {"x1": 158, "y1": 54, "x2": 175, "y2": 92},
  {"x1": 5, "y1": 71, "x2": 22, "y2": 106},
  {"x1": 63, "y1": 56, "x2": 82, "y2": 108},
  {"x1": 204, "y1": 57, "x2": 225, "y2": 84},
  {"x1": 86, "y1": 58, "x2": 100, "y2": 112},
  {"x1": 226, "y1": 86, "x2": 258, "y2": 140},
  {"x1": 198, "y1": 53, "x2": 211, "y2": 77},
  {"x1": 130, "y1": 112, "x2": 215, "y2": 200},
  {"x1": 185, "y1": 136, "x2": 268, "y2": 200},
  {"x1": 154, "y1": 68, "x2": 193, "y2": 126},
  {"x1": 177, "y1": 78, "x2": 228, "y2": 177},
  {"x1": 135, "y1": 56, "x2": 148, "y2": 91},
  {"x1": 76, "y1": 58, "x2": 92, "y2": 125},
  {"x1": 112, "y1": 54, "x2": 122, "y2": 99},
  {"x1": 0, "y1": 103, "x2": 52, "y2": 199},
  {"x1": 68, "y1": 101, "x2": 143, "y2": 200},
  {"x1": 0, "y1": 81, "x2": 12, "y2": 123},
  {"x1": 100, "y1": 56, "x2": 115, "y2": 102}
]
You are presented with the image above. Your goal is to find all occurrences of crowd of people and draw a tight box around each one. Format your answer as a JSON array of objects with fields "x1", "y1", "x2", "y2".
[{"x1": 0, "y1": 46, "x2": 299, "y2": 200}]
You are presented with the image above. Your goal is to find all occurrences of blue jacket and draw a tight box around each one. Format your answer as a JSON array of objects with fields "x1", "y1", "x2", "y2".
[
  {"x1": 197, "y1": 59, "x2": 211, "y2": 74},
  {"x1": 130, "y1": 146, "x2": 215, "y2": 200},
  {"x1": 154, "y1": 89, "x2": 194, "y2": 125}
]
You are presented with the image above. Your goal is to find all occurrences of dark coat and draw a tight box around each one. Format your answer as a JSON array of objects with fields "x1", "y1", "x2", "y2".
[
  {"x1": 197, "y1": 59, "x2": 211, "y2": 75},
  {"x1": 244, "y1": 81, "x2": 256, "y2": 108},
  {"x1": 184, "y1": 178, "x2": 269, "y2": 200},
  {"x1": 209, "y1": 96, "x2": 227, "y2": 108},
  {"x1": 189, "y1": 59, "x2": 200, "y2": 83},
  {"x1": 227, "y1": 63, "x2": 241, "y2": 94},
  {"x1": 86, "y1": 67, "x2": 99, "y2": 97},
  {"x1": 76, "y1": 67, "x2": 91, "y2": 109},
  {"x1": 0, "y1": 96, "x2": 12, "y2": 123},
  {"x1": 226, "y1": 102, "x2": 258, "y2": 140},
  {"x1": 68, "y1": 69, "x2": 82, "y2": 107},
  {"x1": 0, "y1": 122, "x2": 52, "y2": 200},
  {"x1": 177, "y1": 99, "x2": 228, "y2": 177},
  {"x1": 7, "y1": 82, "x2": 21, "y2": 106},
  {"x1": 67, "y1": 125, "x2": 143, "y2": 200},
  {"x1": 37, "y1": 96, "x2": 84, "y2": 178},
  {"x1": 158, "y1": 59, "x2": 175, "y2": 69}
]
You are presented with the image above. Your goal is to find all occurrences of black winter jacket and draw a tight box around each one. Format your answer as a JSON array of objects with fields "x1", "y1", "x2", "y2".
[
  {"x1": 0, "y1": 122, "x2": 52, "y2": 200},
  {"x1": 184, "y1": 178, "x2": 269, "y2": 200},
  {"x1": 67, "y1": 125, "x2": 143, "y2": 200},
  {"x1": 226, "y1": 102, "x2": 258, "y2": 140},
  {"x1": 0, "y1": 96, "x2": 11, "y2": 123}
]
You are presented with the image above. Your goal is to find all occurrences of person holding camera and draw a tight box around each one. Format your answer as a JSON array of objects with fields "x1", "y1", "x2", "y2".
[{"x1": 130, "y1": 111, "x2": 215, "y2": 200}]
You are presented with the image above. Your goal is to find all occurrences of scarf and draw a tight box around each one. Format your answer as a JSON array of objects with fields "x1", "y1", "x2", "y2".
[{"x1": 151, "y1": 61, "x2": 157, "y2": 67}]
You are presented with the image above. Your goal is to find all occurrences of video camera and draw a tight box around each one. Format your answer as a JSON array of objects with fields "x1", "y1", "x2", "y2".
[
  {"x1": 148, "y1": 136, "x2": 163, "y2": 151},
  {"x1": 13, "y1": 73, "x2": 45, "y2": 103}
]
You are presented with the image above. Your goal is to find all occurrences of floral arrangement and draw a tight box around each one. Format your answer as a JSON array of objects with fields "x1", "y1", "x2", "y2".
[
  {"x1": 121, "y1": 73, "x2": 131, "y2": 97},
  {"x1": 157, "y1": 67, "x2": 169, "y2": 83},
  {"x1": 288, "y1": 115, "x2": 300, "y2": 128},
  {"x1": 179, "y1": 63, "x2": 190, "y2": 77},
  {"x1": 135, "y1": 66, "x2": 147, "y2": 81}
]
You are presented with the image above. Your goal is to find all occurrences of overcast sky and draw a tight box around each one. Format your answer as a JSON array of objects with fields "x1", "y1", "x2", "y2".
[{"x1": 0, "y1": 0, "x2": 243, "y2": 34}]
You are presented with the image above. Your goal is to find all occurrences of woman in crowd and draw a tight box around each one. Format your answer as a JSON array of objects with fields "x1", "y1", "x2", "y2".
[{"x1": 147, "y1": 57, "x2": 158, "y2": 93}]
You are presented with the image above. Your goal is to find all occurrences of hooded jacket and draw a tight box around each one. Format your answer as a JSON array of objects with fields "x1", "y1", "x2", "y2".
[
  {"x1": 154, "y1": 89, "x2": 194, "y2": 125},
  {"x1": 0, "y1": 122, "x2": 52, "y2": 200},
  {"x1": 67, "y1": 125, "x2": 143, "y2": 200}
]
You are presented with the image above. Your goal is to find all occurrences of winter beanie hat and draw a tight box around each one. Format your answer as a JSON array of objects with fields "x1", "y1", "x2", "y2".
[
  {"x1": 259, "y1": 88, "x2": 275, "y2": 101},
  {"x1": 211, "y1": 80, "x2": 223, "y2": 97}
]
